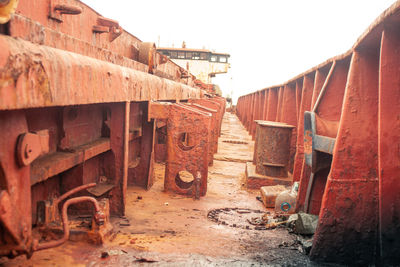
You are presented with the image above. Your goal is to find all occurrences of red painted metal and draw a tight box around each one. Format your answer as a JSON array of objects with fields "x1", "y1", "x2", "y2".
[
  {"x1": 236, "y1": 2, "x2": 400, "y2": 264},
  {"x1": 0, "y1": 111, "x2": 33, "y2": 258},
  {"x1": 149, "y1": 102, "x2": 212, "y2": 198},
  {"x1": 12, "y1": 0, "x2": 193, "y2": 84},
  {"x1": 0, "y1": 0, "x2": 223, "y2": 259},
  {"x1": 0, "y1": 36, "x2": 201, "y2": 110},
  {"x1": 292, "y1": 74, "x2": 313, "y2": 182},
  {"x1": 311, "y1": 49, "x2": 380, "y2": 263},
  {"x1": 378, "y1": 27, "x2": 400, "y2": 265}
]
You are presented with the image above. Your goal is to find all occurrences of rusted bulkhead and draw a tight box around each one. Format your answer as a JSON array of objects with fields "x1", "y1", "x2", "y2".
[
  {"x1": 0, "y1": 0, "x2": 224, "y2": 259},
  {"x1": 237, "y1": 2, "x2": 400, "y2": 265}
]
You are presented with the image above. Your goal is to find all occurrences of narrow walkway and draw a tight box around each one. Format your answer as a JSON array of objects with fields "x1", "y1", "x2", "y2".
[{"x1": 4, "y1": 113, "x2": 324, "y2": 266}]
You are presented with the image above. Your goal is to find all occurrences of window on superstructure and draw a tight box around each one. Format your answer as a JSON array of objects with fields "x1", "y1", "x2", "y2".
[
  {"x1": 170, "y1": 51, "x2": 177, "y2": 58},
  {"x1": 177, "y1": 51, "x2": 185, "y2": 59},
  {"x1": 219, "y1": 56, "x2": 227, "y2": 63},
  {"x1": 185, "y1": 52, "x2": 193, "y2": 59},
  {"x1": 192, "y1": 52, "x2": 200, "y2": 60},
  {"x1": 200, "y1": 52, "x2": 208, "y2": 60},
  {"x1": 210, "y1": 55, "x2": 217, "y2": 62}
]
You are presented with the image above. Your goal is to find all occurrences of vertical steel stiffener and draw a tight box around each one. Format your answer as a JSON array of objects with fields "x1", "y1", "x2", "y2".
[{"x1": 236, "y1": 3, "x2": 400, "y2": 264}]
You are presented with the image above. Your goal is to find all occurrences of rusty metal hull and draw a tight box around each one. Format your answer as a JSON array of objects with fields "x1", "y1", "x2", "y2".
[
  {"x1": 0, "y1": 0, "x2": 226, "y2": 259},
  {"x1": 236, "y1": 2, "x2": 400, "y2": 265}
]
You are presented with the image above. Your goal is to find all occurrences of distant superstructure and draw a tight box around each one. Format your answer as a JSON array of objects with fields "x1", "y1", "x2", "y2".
[{"x1": 157, "y1": 44, "x2": 230, "y2": 84}]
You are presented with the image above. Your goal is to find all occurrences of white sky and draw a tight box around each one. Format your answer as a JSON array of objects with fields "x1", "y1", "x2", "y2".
[{"x1": 83, "y1": 0, "x2": 397, "y2": 103}]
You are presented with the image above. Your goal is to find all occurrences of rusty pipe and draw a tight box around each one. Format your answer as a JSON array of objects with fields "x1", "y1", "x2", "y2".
[
  {"x1": 55, "y1": 183, "x2": 96, "y2": 205},
  {"x1": 35, "y1": 196, "x2": 103, "y2": 251}
]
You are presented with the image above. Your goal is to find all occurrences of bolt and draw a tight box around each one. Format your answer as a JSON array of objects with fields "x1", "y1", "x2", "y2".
[
  {"x1": 25, "y1": 144, "x2": 33, "y2": 158},
  {"x1": 94, "y1": 211, "x2": 105, "y2": 226}
]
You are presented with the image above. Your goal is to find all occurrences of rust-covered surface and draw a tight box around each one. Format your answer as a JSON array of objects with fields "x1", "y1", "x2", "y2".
[
  {"x1": 236, "y1": 2, "x2": 400, "y2": 265},
  {"x1": 149, "y1": 102, "x2": 211, "y2": 198},
  {"x1": 1, "y1": 113, "x2": 323, "y2": 266},
  {"x1": 1, "y1": 0, "x2": 400, "y2": 266},
  {"x1": 0, "y1": 0, "x2": 226, "y2": 260}
]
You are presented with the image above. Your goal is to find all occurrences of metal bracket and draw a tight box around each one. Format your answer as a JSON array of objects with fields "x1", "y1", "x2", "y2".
[
  {"x1": 303, "y1": 111, "x2": 336, "y2": 213},
  {"x1": 304, "y1": 111, "x2": 336, "y2": 172},
  {"x1": 16, "y1": 130, "x2": 49, "y2": 167},
  {"x1": 148, "y1": 101, "x2": 211, "y2": 197},
  {"x1": 92, "y1": 17, "x2": 123, "y2": 42},
  {"x1": 49, "y1": 0, "x2": 82, "y2": 23}
]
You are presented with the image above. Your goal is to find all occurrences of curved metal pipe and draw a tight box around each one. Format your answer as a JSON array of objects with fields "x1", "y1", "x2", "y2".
[
  {"x1": 55, "y1": 183, "x2": 96, "y2": 205},
  {"x1": 35, "y1": 196, "x2": 103, "y2": 251}
]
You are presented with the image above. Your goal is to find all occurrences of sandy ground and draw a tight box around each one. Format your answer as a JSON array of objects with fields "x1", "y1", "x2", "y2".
[{"x1": 1, "y1": 113, "x2": 338, "y2": 266}]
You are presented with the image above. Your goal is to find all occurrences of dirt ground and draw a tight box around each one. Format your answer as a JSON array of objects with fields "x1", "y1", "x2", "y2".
[{"x1": 1, "y1": 113, "x2": 339, "y2": 266}]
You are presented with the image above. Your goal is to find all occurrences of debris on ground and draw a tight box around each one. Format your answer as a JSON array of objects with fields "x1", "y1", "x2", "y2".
[
  {"x1": 133, "y1": 256, "x2": 159, "y2": 263},
  {"x1": 289, "y1": 212, "x2": 319, "y2": 235},
  {"x1": 260, "y1": 185, "x2": 288, "y2": 208},
  {"x1": 278, "y1": 236, "x2": 314, "y2": 255},
  {"x1": 277, "y1": 212, "x2": 319, "y2": 254},
  {"x1": 119, "y1": 217, "x2": 131, "y2": 227},
  {"x1": 296, "y1": 235, "x2": 313, "y2": 254},
  {"x1": 274, "y1": 182, "x2": 299, "y2": 214},
  {"x1": 255, "y1": 196, "x2": 263, "y2": 203},
  {"x1": 101, "y1": 249, "x2": 126, "y2": 258}
]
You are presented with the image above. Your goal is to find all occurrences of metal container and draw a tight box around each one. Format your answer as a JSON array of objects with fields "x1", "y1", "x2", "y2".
[{"x1": 254, "y1": 120, "x2": 295, "y2": 177}]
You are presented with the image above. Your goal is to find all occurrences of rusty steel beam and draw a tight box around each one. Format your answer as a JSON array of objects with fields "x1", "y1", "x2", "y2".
[
  {"x1": 11, "y1": 0, "x2": 196, "y2": 86},
  {"x1": 378, "y1": 26, "x2": 400, "y2": 265},
  {"x1": 0, "y1": 35, "x2": 202, "y2": 110},
  {"x1": 311, "y1": 48, "x2": 380, "y2": 263},
  {"x1": 0, "y1": 111, "x2": 32, "y2": 258}
]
